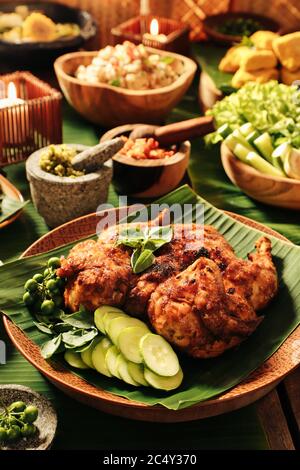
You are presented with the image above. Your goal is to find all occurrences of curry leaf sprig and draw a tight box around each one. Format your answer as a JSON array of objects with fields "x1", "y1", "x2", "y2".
[
  {"x1": 35, "y1": 308, "x2": 99, "y2": 359},
  {"x1": 117, "y1": 225, "x2": 173, "y2": 274}
]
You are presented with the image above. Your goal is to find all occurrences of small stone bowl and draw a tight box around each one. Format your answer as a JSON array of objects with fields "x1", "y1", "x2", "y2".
[
  {"x1": 26, "y1": 144, "x2": 112, "y2": 228},
  {"x1": 0, "y1": 384, "x2": 57, "y2": 450}
]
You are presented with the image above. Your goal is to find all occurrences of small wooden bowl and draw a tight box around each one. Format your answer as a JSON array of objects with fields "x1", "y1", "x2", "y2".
[
  {"x1": 221, "y1": 142, "x2": 300, "y2": 210},
  {"x1": 100, "y1": 124, "x2": 190, "y2": 198},
  {"x1": 54, "y1": 49, "x2": 197, "y2": 128},
  {"x1": 203, "y1": 12, "x2": 280, "y2": 45}
]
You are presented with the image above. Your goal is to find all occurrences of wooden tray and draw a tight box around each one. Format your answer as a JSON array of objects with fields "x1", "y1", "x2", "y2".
[
  {"x1": 3, "y1": 208, "x2": 300, "y2": 422},
  {"x1": 0, "y1": 174, "x2": 24, "y2": 230}
]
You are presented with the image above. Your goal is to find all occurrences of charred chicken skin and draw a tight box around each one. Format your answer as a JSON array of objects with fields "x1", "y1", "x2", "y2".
[{"x1": 57, "y1": 220, "x2": 278, "y2": 358}]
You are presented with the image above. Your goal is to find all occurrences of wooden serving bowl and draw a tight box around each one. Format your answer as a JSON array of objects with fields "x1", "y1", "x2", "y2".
[
  {"x1": 54, "y1": 48, "x2": 197, "y2": 128},
  {"x1": 100, "y1": 124, "x2": 190, "y2": 198},
  {"x1": 221, "y1": 143, "x2": 300, "y2": 210},
  {"x1": 3, "y1": 208, "x2": 300, "y2": 422}
]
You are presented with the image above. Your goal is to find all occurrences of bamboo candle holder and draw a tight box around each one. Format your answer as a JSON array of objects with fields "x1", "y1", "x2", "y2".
[
  {"x1": 0, "y1": 72, "x2": 62, "y2": 167},
  {"x1": 111, "y1": 15, "x2": 190, "y2": 56}
]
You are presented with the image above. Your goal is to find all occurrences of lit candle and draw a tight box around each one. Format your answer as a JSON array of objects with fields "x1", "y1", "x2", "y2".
[
  {"x1": 143, "y1": 18, "x2": 167, "y2": 43},
  {"x1": 0, "y1": 82, "x2": 24, "y2": 109},
  {"x1": 0, "y1": 82, "x2": 28, "y2": 145}
]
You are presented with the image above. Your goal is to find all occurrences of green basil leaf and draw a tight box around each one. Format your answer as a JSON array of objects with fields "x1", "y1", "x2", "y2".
[
  {"x1": 41, "y1": 334, "x2": 62, "y2": 359},
  {"x1": 131, "y1": 249, "x2": 155, "y2": 274}
]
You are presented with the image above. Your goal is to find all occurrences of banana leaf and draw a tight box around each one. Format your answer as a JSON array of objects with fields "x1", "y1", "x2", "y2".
[
  {"x1": 0, "y1": 195, "x2": 28, "y2": 224},
  {"x1": 193, "y1": 43, "x2": 234, "y2": 93},
  {"x1": 0, "y1": 184, "x2": 300, "y2": 411}
]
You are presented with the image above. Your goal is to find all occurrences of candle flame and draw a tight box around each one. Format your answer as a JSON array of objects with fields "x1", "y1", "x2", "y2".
[
  {"x1": 150, "y1": 18, "x2": 159, "y2": 36},
  {"x1": 7, "y1": 82, "x2": 17, "y2": 100}
]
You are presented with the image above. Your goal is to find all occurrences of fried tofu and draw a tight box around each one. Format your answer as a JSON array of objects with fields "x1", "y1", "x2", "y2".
[
  {"x1": 232, "y1": 67, "x2": 279, "y2": 88},
  {"x1": 250, "y1": 30, "x2": 279, "y2": 50},
  {"x1": 281, "y1": 67, "x2": 300, "y2": 86},
  {"x1": 273, "y1": 32, "x2": 300, "y2": 72},
  {"x1": 240, "y1": 49, "x2": 277, "y2": 72},
  {"x1": 219, "y1": 46, "x2": 250, "y2": 73}
]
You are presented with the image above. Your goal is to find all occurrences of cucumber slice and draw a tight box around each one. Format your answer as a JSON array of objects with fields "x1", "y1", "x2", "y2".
[
  {"x1": 92, "y1": 337, "x2": 113, "y2": 377},
  {"x1": 246, "y1": 152, "x2": 284, "y2": 177},
  {"x1": 284, "y1": 147, "x2": 300, "y2": 179},
  {"x1": 239, "y1": 123, "x2": 255, "y2": 137},
  {"x1": 232, "y1": 143, "x2": 250, "y2": 163},
  {"x1": 246, "y1": 130, "x2": 260, "y2": 146},
  {"x1": 94, "y1": 306, "x2": 125, "y2": 334},
  {"x1": 105, "y1": 345, "x2": 121, "y2": 378},
  {"x1": 117, "y1": 355, "x2": 139, "y2": 386},
  {"x1": 224, "y1": 134, "x2": 239, "y2": 152},
  {"x1": 128, "y1": 362, "x2": 149, "y2": 386},
  {"x1": 232, "y1": 129, "x2": 254, "y2": 151},
  {"x1": 81, "y1": 337, "x2": 102, "y2": 368},
  {"x1": 118, "y1": 326, "x2": 148, "y2": 364},
  {"x1": 107, "y1": 316, "x2": 148, "y2": 346},
  {"x1": 102, "y1": 311, "x2": 127, "y2": 334},
  {"x1": 140, "y1": 333, "x2": 180, "y2": 377},
  {"x1": 144, "y1": 367, "x2": 183, "y2": 391},
  {"x1": 64, "y1": 351, "x2": 90, "y2": 369},
  {"x1": 253, "y1": 133, "x2": 274, "y2": 162},
  {"x1": 217, "y1": 123, "x2": 232, "y2": 139}
]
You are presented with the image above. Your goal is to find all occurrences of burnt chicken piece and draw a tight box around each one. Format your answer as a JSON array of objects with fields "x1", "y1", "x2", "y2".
[{"x1": 148, "y1": 256, "x2": 262, "y2": 358}]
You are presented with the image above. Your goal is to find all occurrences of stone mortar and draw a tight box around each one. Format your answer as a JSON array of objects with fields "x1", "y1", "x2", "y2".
[{"x1": 26, "y1": 144, "x2": 112, "y2": 228}]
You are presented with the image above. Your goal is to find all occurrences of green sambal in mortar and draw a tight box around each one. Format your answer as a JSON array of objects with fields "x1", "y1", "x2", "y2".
[{"x1": 39, "y1": 144, "x2": 85, "y2": 178}]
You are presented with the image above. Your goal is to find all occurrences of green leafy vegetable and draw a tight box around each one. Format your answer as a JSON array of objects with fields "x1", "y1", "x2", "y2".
[
  {"x1": 41, "y1": 334, "x2": 62, "y2": 359},
  {"x1": 117, "y1": 225, "x2": 173, "y2": 274},
  {"x1": 206, "y1": 81, "x2": 300, "y2": 148}
]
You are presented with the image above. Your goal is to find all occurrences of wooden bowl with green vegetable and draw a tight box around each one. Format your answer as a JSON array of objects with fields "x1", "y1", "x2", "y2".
[{"x1": 221, "y1": 141, "x2": 300, "y2": 210}]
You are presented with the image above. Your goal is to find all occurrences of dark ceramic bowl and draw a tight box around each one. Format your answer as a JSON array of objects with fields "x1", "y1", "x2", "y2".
[
  {"x1": 203, "y1": 12, "x2": 280, "y2": 45},
  {"x1": 0, "y1": 2, "x2": 96, "y2": 66}
]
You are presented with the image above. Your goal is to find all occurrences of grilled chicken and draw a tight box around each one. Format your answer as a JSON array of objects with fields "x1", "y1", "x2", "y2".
[
  {"x1": 148, "y1": 257, "x2": 262, "y2": 358},
  {"x1": 57, "y1": 220, "x2": 278, "y2": 358}
]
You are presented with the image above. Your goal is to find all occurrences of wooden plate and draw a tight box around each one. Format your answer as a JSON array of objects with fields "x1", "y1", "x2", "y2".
[
  {"x1": 221, "y1": 142, "x2": 300, "y2": 210},
  {"x1": 0, "y1": 174, "x2": 24, "y2": 230},
  {"x1": 3, "y1": 208, "x2": 300, "y2": 422}
]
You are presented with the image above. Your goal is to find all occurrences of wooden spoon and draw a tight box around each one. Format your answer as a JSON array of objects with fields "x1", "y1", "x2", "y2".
[{"x1": 129, "y1": 116, "x2": 215, "y2": 146}]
